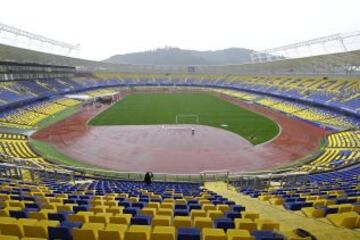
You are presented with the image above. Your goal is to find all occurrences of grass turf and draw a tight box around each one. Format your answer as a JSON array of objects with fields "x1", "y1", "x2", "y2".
[{"x1": 89, "y1": 93, "x2": 279, "y2": 144}]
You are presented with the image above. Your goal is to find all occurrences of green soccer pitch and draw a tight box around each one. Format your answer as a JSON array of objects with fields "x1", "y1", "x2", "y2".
[{"x1": 89, "y1": 93, "x2": 279, "y2": 144}]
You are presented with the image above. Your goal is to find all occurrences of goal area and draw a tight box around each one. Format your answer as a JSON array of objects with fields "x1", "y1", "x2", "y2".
[{"x1": 175, "y1": 114, "x2": 199, "y2": 124}]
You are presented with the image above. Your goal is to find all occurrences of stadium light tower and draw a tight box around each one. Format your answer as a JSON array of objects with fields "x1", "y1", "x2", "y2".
[{"x1": 0, "y1": 22, "x2": 80, "y2": 57}]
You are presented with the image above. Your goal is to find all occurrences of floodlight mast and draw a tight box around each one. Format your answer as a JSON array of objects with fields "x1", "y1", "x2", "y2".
[{"x1": 0, "y1": 22, "x2": 80, "y2": 56}]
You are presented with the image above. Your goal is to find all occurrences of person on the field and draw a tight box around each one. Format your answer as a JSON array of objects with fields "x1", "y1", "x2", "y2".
[
  {"x1": 191, "y1": 127, "x2": 195, "y2": 135},
  {"x1": 144, "y1": 171, "x2": 154, "y2": 185}
]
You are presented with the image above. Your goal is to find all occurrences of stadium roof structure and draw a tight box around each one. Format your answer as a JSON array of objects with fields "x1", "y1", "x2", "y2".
[
  {"x1": 0, "y1": 43, "x2": 360, "y2": 76},
  {"x1": 0, "y1": 22, "x2": 80, "y2": 57}
]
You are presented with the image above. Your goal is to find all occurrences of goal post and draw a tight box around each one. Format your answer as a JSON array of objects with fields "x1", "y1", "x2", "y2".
[{"x1": 175, "y1": 114, "x2": 199, "y2": 124}]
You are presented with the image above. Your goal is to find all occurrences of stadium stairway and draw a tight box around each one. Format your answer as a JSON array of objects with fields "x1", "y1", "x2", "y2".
[{"x1": 204, "y1": 182, "x2": 360, "y2": 240}]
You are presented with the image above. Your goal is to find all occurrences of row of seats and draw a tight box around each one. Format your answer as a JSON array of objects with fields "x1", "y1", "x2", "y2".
[
  {"x1": 0, "y1": 179, "x2": 308, "y2": 240},
  {"x1": 84, "y1": 89, "x2": 120, "y2": 97},
  {"x1": 328, "y1": 131, "x2": 360, "y2": 148},
  {"x1": 300, "y1": 130, "x2": 359, "y2": 172},
  {"x1": 212, "y1": 89, "x2": 260, "y2": 101},
  {"x1": 0, "y1": 76, "x2": 358, "y2": 130},
  {"x1": 252, "y1": 96, "x2": 358, "y2": 129},
  {"x1": 0, "y1": 98, "x2": 81, "y2": 129},
  {"x1": 0, "y1": 133, "x2": 60, "y2": 171},
  {"x1": 55, "y1": 99, "x2": 81, "y2": 107},
  {"x1": 234, "y1": 164, "x2": 360, "y2": 229},
  {"x1": 211, "y1": 88, "x2": 359, "y2": 129}
]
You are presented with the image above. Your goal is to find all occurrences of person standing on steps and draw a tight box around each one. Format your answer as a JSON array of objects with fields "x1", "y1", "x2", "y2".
[{"x1": 144, "y1": 171, "x2": 154, "y2": 185}]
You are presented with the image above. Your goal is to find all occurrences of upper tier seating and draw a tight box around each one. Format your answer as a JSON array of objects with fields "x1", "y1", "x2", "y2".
[
  {"x1": 0, "y1": 74, "x2": 358, "y2": 128},
  {"x1": 212, "y1": 88, "x2": 360, "y2": 129}
]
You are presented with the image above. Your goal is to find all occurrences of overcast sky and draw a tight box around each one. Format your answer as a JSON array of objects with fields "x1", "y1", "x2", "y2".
[{"x1": 1, "y1": 0, "x2": 359, "y2": 60}]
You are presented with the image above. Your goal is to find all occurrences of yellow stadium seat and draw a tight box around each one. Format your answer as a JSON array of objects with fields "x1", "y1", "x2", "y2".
[
  {"x1": 194, "y1": 217, "x2": 213, "y2": 229},
  {"x1": 207, "y1": 210, "x2": 223, "y2": 220},
  {"x1": 227, "y1": 229, "x2": 255, "y2": 240},
  {"x1": 48, "y1": 198, "x2": 62, "y2": 204},
  {"x1": 301, "y1": 207, "x2": 325, "y2": 218},
  {"x1": 147, "y1": 202, "x2": 161, "y2": 210},
  {"x1": 327, "y1": 212, "x2": 358, "y2": 229},
  {"x1": 199, "y1": 200, "x2": 211, "y2": 206},
  {"x1": 128, "y1": 197, "x2": 138, "y2": 203},
  {"x1": 82, "y1": 222, "x2": 105, "y2": 230},
  {"x1": 106, "y1": 207, "x2": 123, "y2": 215},
  {"x1": 254, "y1": 219, "x2": 279, "y2": 231},
  {"x1": 0, "y1": 235, "x2": 19, "y2": 240},
  {"x1": 191, "y1": 210, "x2": 207, "y2": 219},
  {"x1": 0, "y1": 209, "x2": 9, "y2": 217},
  {"x1": 72, "y1": 228, "x2": 97, "y2": 240},
  {"x1": 141, "y1": 208, "x2": 157, "y2": 218},
  {"x1": 8, "y1": 201, "x2": 24, "y2": 208},
  {"x1": 216, "y1": 204, "x2": 230, "y2": 212},
  {"x1": 17, "y1": 219, "x2": 37, "y2": 226},
  {"x1": 124, "y1": 225, "x2": 152, "y2": 240},
  {"x1": 151, "y1": 226, "x2": 176, "y2": 240},
  {"x1": 312, "y1": 200, "x2": 326, "y2": 208},
  {"x1": 202, "y1": 204, "x2": 216, "y2": 212},
  {"x1": 104, "y1": 201, "x2": 117, "y2": 207},
  {"x1": 0, "y1": 223, "x2": 24, "y2": 238},
  {"x1": 338, "y1": 204, "x2": 353, "y2": 213},
  {"x1": 269, "y1": 198, "x2": 283, "y2": 205},
  {"x1": 41, "y1": 204, "x2": 56, "y2": 210},
  {"x1": 258, "y1": 195, "x2": 271, "y2": 201},
  {"x1": 110, "y1": 214, "x2": 132, "y2": 225},
  {"x1": 56, "y1": 205, "x2": 73, "y2": 212},
  {"x1": 163, "y1": 199, "x2": 175, "y2": 204},
  {"x1": 23, "y1": 225, "x2": 47, "y2": 239},
  {"x1": 90, "y1": 207, "x2": 106, "y2": 214},
  {"x1": 202, "y1": 228, "x2": 227, "y2": 240},
  {"x1": 235, "y1": 219, "x2": 257, "y2": 232},
  {"x1": 152, "y1": 215, "x2": 172, "y2": 226},
  {"x1": 68, "y1": 214, "x2": 88, "y2": 223},
  {"x1": 23, "y1": 219, "x2": 59, "y2": 238},
  {"x1": 174, "y1": 216, "x2": 192, "y2": 228},
  {"x1": 157, "y1": 208, "x2": 173, "y2": 216},
  {"x1": 28, "y1": 212, "x2": 47, "y2": 220},
  {"x1": 89, "y1": 215, "x2": 109, "y2": 224},
  {"x1": 160, "y1": 203, "x2": 174, "y2": 209},
  {"x1": 175, "y1": 199, "x2": 187, "y2": 205},
  {"x1": 0, "y1": 216, "x2": 16, "y2": 224},
  {"x1": 98, "y1": 223, "x2": 128, "y2": 240},
  {"x1": 22, "y1": 238, "x2": 48, "y2": 240},
  {"x1": 243, "y1": 212, "x2": 260, "y2": 221}
]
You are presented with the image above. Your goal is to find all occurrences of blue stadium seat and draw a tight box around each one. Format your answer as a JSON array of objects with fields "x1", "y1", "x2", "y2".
[
  {"x1": 177, "y1": 227, "x2": 201, "y2": 240},
  {"x1": 131, "y1": 215, "x2": 152, "y2": 225}
]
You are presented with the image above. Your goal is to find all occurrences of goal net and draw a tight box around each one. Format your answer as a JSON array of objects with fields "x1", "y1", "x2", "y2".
[{"x1": 175, "y1": 114, "x2": 199, "y2": 124}]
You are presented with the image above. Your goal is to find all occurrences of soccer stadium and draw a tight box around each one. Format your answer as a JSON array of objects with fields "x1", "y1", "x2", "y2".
[{"x1": 0, "y1": 1, "x2": 359, "y2": 240}]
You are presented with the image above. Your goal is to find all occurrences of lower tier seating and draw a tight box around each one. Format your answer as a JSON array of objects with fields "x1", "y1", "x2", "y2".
[
  {"x1": 0, "y1": 133, "x2": 60, "y2": 171},
  {"x1": 234, "y1": 164, "x2": 360, "y2": 230},
  {"x1": 0, "y1": 178, "x2": 317, "y2": 240}
]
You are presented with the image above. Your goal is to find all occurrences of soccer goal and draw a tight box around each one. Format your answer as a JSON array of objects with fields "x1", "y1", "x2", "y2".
[{"x1": 175, "y1": 114, "x2": 199, "y2": 124}]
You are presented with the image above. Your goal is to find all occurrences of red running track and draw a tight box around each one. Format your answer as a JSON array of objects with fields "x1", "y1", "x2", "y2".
[{"x1": 32, "y1": 93, "x2": 329, "y2": 174}]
